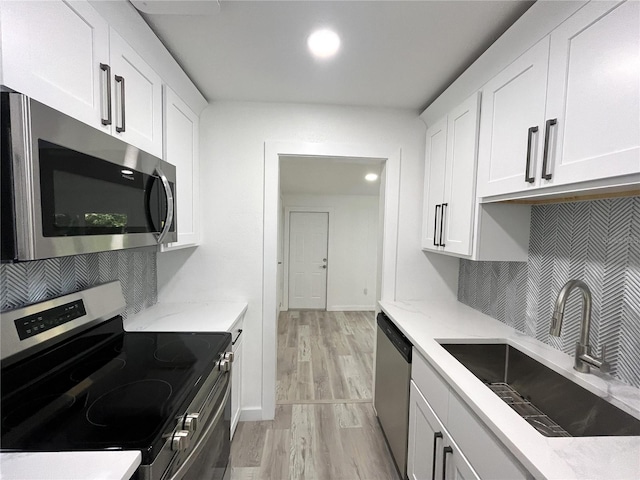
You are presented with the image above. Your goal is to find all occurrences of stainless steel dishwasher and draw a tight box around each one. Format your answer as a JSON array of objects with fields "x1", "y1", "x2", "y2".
[{"x1": 374, "y1": 311, "x2": 412, "y2": 480}]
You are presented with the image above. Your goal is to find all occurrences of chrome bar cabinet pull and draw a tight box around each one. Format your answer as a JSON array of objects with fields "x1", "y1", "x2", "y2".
[
  {"x1": 434, "y1": 204, "x2": 441, "y2": 246},
  {"x1": 525, "y1": 126, "x2": 538, "y2": 183},
  {"x1": 431, "y1": 431, "x2": 443, "y2": 480},
  {"x1": 442, "y1": 445, "x2": 453, "y2": 480},
  {"x1": 541, "y1": 118, "x2": 557, "y2": 180},
  {"x1": 115, "y1": 75, "x2": 126, "y2": 133},
  {"x1": 99, "y1": 63, "x2": 112, "y2": 126},
  {"x1": 439, "y1": 203, "x2": 447, "y2": 248}
]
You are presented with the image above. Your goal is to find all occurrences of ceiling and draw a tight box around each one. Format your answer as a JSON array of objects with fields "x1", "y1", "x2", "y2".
[
  {"x1": 280, "y1": 156, "x2": 383, "y2": 196},
  {"x1": 139, "y1": 0, "x2": 534, "y2": 111}
]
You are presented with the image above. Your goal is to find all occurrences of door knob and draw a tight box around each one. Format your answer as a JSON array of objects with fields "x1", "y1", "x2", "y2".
[
  {"x1": 321, "y1": 265, "x2": 327, "y2": 269},
  {"x1": 322, "y1": 258, "x2": 327, "y2": 262}
]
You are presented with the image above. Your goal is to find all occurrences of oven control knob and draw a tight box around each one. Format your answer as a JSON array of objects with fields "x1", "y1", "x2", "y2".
[
  {"x1": 224, "y1": 351, "x2": 234, "y2": 362},
  {"x1": 183, "y1": 413, "x2": 199, "y2": 433},
  {"x1": 171, "y1": 430, "x2": 190, "y2": 451},
  {"x1": 219, "y1": 358, "x2": 231, "y2": 372}
]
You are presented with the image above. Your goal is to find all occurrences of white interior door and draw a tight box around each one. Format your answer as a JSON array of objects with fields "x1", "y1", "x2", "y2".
[{"x1": 288, "y1": 212, "x2": 329, "y2": 309}]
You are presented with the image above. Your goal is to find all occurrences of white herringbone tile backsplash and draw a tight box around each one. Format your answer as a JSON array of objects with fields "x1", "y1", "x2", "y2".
[
  {"x1": 0, "y1": 247, "x2": 157, "y2": 319},
  {"x1": 458, "y1": 197, "x2": 640, "y2": 389}
]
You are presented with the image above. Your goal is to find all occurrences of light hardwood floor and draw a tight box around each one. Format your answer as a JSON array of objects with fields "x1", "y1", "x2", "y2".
[
  {"x1": 231, "y1": 310, "x2": 400, "y2": 480},
  {"x1": 277, "y1": 310, "x2": 374, "y2": 403}
]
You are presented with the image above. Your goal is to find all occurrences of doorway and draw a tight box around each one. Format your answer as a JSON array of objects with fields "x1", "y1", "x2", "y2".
[
  {"x1": 287, "y1": 211, "x2": 329, "y2": 309},
  {"x1": 263, "y1": 140, "x2": 401, "y2": 420}
]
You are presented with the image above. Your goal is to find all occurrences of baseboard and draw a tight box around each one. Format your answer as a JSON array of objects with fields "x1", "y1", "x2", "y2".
[
  {"x1": 327, "y1": 305, "x2": 376, "y2": 312},
  {"x1": 239, "y1": 407, "x2": 264, "y2": 422}
]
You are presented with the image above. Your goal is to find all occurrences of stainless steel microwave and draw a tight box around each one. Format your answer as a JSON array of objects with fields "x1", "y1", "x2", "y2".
[{"x1": 1, "y1": 91, "x2": 176, "y2": 262}]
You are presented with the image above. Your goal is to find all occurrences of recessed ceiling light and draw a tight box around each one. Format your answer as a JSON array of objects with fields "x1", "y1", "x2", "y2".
[
  {"x1": 307, "y1": 29, "x2": 340, "y2": 59},
  {"x1": 121, "y1": 169, "x2": 134, "y2": 175},
  {"x1": 365, "y1": 173, "x2": 378, "y2": 182}
]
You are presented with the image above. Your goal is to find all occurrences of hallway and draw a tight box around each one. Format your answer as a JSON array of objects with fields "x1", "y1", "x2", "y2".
[{"x1": 230, "y1": 311, "x2": 399, "y2": 480}]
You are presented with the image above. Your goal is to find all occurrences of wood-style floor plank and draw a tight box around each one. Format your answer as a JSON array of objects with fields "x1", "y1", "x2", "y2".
[
  {"x1": 276, "y1": 310, "x2": 375, "y2": 403},
  {"x1": 231, "y1": 402, "x2": 399, "y2": 480},
  {"x1": 231, "y1": 310, "x2": 400, "y2": 480}
]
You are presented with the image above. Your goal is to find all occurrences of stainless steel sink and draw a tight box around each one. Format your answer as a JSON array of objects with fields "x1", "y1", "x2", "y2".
[{"x1": 440, "y1": 343, "x2": 640, "y2": 437}]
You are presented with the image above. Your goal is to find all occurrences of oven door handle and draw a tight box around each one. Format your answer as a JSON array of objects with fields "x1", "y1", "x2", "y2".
[
  {"x1": 155, "y1": 166, "x2": 174, "y2": 244},
  {"x1": 165, "y1": 374, "x2": 230, "y2": 480}
]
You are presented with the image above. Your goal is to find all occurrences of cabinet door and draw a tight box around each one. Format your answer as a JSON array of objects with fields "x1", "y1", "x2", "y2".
[
  {"x1": 162, "y1": 86, "x2": 200, "y2": 250},
  {"x1": 231, "y1": 333, "x2": 243, "y2": 439},
  {"x1": 0, "y1": 0, "x2": 110, "y2": 130},
  {"x1": 544, "y1": 0, "x2": 640, "y2": 186},
  {"x1": 442, "y1": 93, "x2": 481, "y2": 256},
  {"x1": 110, "y1": 28, "x2": 163, "y2": 157},
  {"x1": 443, "y1": 438, "x2": 480, "y2": 480},
  {"x1": 422, "y1": 117, "x2": 447, "y2": 251},
  {"x1": 408, "y1": 381, "x2": 445, "y2": 480},
  {"x1": 477, "y1": 38, "x2": 550, "y2": 198}
]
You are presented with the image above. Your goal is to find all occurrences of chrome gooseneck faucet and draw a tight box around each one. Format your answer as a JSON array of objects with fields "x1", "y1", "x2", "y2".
[{"x1": 550, "y1": 279, "x2": 610, "y2": 374}]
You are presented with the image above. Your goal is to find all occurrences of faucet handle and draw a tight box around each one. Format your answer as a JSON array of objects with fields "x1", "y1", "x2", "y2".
[{"x1": 599, "y1": 344, "x2": 611, "y2": 373}]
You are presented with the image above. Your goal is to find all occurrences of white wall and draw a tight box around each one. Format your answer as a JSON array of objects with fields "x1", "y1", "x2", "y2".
[
  {"x1": 282, "y1": 194, "x2": 379, "y2": 311},
  {"x1": 277, "y1": 194, "x2": 284, "y2": 313},
  {"x1": 157, "y1": 101, "x2": 459, "y2": 419}
]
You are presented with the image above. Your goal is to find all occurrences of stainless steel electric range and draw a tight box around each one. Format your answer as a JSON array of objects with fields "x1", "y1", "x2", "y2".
[{"x1": 0, "y1": 281, "x2": 232, "y2": 480}]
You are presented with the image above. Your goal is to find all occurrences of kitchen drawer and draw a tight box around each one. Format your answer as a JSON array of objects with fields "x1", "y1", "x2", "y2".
[
  {"x1": 412, "y1": 350, "x2": 449, "y2": 421},
  {"x1": 447, "y1": 390, "x2": 529, "y2": 480}
]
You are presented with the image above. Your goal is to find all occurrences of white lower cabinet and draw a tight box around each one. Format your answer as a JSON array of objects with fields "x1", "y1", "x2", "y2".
[
  {"x1": 409, "y1": 352, "x2": 529, "y2": 480},
  {"x1": 409, "y1": 381, "x2": 479, "y2": 480},
  {"x1": 230, "y1": 319, "x2": 244, "y2": 439}
]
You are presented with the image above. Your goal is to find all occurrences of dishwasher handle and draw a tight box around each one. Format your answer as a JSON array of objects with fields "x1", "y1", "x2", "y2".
[{"x1": 377, "y1": 312, "x2": 412, "y2": 362}]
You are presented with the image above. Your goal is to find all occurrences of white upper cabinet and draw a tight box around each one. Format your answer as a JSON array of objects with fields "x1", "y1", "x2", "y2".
[
  {"x1": 422, "y1": 92, "x2": 530, "y2": 261},
  {"x1": 477, "y1": 0, "x2": 640, "y2": 199},
  {"x1": 442, "y1": 94, "x2": 482, "y2": 256},
  {"x1": 162, "y1": 85, "x2": 200, "y2": 250},
  {"x1": 476, "y1": 38, "x2": 550, "y2": 198},
  {"x1": 0, "y1": 0, "x2": 110, "y2": 131},
  {"x1": 544, "y1": 0, "x2": 640, "y2": 186},
  {"x1": 0, "y1": 1, "x2": 166, "y2": 158},
  {"x1": 422, "y1": 93, "x2": 480, "y2": 257},
  {"x1": 110, "y1": 28, "x2": 163, "y2": 158},
  {"x1": 422, "y1": 117, "x2": 448, "y2": 249}
]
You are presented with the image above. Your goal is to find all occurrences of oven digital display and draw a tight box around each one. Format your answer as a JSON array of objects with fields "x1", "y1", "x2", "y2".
[{"x1": 14, "y1": 300, "x2": 86, "y2": 340}]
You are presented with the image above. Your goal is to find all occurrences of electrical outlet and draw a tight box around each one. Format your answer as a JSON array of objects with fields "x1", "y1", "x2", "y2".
[{"x1": 364, "y1": 288, "x2": 368, "y2": 295}]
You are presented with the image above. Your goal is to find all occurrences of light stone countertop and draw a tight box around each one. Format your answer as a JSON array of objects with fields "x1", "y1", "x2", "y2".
[
  {"x1": 379, "y1": 298, "x2": 640, "y2": 480},
  {"x1": 0, "y1": 451, "x2": 141, "y2": 480},
  {"x1": 124, "y1": 301, "x2": 248, "y2": 333},
  {"x1": 0, "y1": 302, "x2": 247, "y2": 480}
]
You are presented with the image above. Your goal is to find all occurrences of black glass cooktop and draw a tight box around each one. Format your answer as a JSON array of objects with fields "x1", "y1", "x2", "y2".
[{"x1": 0, "y1": 317, "x2": 230, "y2": 463}]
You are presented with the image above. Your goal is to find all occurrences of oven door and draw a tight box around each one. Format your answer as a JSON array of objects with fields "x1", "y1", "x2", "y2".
[
  {"x1": 165, "y1": 371, "x2": 231, "y2": 480},
  {"x1": 4, "y1": 92, "x2": 176, "y2": 261}
]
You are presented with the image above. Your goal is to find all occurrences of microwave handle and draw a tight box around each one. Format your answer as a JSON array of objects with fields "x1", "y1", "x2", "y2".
[{"x1": 154, "y1": 166, "x2": 174, "y2": 244}]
